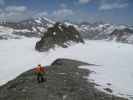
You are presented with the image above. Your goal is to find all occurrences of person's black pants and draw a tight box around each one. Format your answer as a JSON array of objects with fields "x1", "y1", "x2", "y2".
[{"x1": 37, "y1": 73, "x2": 44, "y2": 83}]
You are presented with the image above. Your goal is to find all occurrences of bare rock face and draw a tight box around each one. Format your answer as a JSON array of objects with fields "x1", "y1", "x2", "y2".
[
  {"x1": 35, "y1": 22, "x2": 84, "y2": 52},
  {"x1": 0, "y1": 59, "x2": 128, "y2": 100}
]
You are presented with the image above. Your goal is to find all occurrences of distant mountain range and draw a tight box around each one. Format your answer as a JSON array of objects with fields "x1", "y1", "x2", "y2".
[
  {"x1": 0, "y1": 17, "x2": 55, "y2": 39},
  {"x1": 0, "y1": 17, "x2": 133, "y2": 44},
  {"x1": 79, "y1": 23, "x2": 133, "y2": 44}
]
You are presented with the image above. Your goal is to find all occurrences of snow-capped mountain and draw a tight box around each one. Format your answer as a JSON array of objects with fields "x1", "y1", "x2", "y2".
[
  {"x1": 79, "y1": 23, "x2": 133, "y2": 44},
  {"x1": 0, "y1": 16, "x2": 133, "y2": 45},
  {"x1": 0, "y1": 17, "x2": 55, "y2": 39},
  {"x1": 35, "y1": 22, "x2": 84, "y2": 51}
]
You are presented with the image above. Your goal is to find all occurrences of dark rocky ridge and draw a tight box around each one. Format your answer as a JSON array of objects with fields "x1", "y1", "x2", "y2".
[
  {"x1": 35, "y1": 22, "x2": 84, "y2": 51},
  {"x1": 0, "y1": 58, "x2": 128, "y2": 100}
]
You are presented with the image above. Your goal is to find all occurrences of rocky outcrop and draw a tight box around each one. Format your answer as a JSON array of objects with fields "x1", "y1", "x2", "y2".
[
  {"x1": 0, "y1": 58, "x2": 128, "y2": 100},
  {"x1": 35, "y1": 23, "x2": 84, "y2": 51},
  {"x1": 108, "y1": 28, "x2": 133, "y2": 43}
]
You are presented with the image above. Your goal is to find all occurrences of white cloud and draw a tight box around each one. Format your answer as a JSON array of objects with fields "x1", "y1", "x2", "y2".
[
  {"x1": 79, "y1": 0, "x2": 91, "y2": 4},
  {"x1": 0, "y1": 0, "x2": 4, "y2": 5},
  {"x1": 99, "y1": 0, "x2": 129, "y2": 10},
  {"x1": 53, "y1": 8, "x2": 74, "y2": 20},
  {"x1": 35, "y1": 7, "x2": 74, "y2": 21},
  {"x1": 0, "y1": 6, "x2": 32, "y2": 22},
  {"x1": 35, "y1": 11, "x2": 48, "y2": 17},
  {"x1": 5, "y1": 6, "x2": 27, "y2": 12},
  {"x1": 60, "y1": 3, "x2": 67, "y2": 8},
  {"x1": 99, "y1": 3, "x2": 128, "y2": 10},
  {"x1": 0, "y1": 9, "x2": 3, "y2": 12}
]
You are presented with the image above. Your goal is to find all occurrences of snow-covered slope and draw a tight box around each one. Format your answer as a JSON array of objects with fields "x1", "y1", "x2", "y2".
[
  {"x1": 0, "y1": 26, "x2": 18, "y2": 39},
  {"x1": 0, "y1": 38, "x2": 133, "y2": 99},
  {"x1": 0, "y1": 26, "x2": 35, "y2": 39}
]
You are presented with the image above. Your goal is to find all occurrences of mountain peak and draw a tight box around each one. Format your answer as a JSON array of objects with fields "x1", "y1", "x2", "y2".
[{"x1": 35, "y1": 22, "x2": 84, "y2": 51}]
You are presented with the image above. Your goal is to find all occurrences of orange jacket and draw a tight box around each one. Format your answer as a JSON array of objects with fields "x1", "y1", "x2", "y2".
[{"x1": 34, "y1": 66, "x2": 47, "y2": 74}]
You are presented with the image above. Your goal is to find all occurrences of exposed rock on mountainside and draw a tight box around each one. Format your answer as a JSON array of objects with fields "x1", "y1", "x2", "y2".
[
  {"x1": 35, "y1": 22, "x2": 84, "y2": 51},
  {"x1": 79, "y1": 23, "x2": 133, "y2": 44},
  {"x1": 0, "y1": 17, "x2": 54, "y2": 32},
  {"x1": 108, "y1": 28, "x2": 133, "y2": 43},
  {"x1": 0, "y1": 17, "x2": 54, "y2": 39},
  {"x1": 0, "y1": 58, "x2": 128, "y2": 100}
]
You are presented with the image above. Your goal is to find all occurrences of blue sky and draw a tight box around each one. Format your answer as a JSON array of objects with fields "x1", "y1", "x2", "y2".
[{"x1": 0, "y1": 0, "x2": 133, "y2": 25}]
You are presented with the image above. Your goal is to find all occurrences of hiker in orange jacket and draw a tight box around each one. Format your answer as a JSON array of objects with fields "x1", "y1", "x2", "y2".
[{"x1": 34, "y1": 64, "x2": 47, "y2": 83}]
